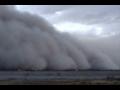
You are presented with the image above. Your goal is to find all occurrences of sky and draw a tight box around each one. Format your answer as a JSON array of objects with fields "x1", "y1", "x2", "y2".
[{"x1": 15, "y1": 5, "x2": 120, "y2": 38}]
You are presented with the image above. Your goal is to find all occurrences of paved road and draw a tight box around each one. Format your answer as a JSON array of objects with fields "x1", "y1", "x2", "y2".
[{"x1": 0, "y1": 70, "x2": 120, "y2": 81}]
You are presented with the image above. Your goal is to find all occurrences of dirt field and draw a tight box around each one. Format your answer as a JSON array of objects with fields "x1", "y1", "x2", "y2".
[
  {"x1": 0, "y1": 80, "x2": 120, "y2": 85},
  {"x1": 0, "y1": 71, "x2": 120, "y2": 85}
]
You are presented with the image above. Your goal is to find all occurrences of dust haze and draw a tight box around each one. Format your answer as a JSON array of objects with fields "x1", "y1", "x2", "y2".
[{"x1": 0, "y1": 5, "x2": 119, "y2": 70}]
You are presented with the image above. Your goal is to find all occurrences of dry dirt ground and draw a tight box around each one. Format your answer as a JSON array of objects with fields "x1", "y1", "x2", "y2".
[
  {"x1": 0, "y1": 80, "x2": 120, "y2": 85},
  {"x1": 0, "y1": 71, "x2": 120, "y2": 85}
]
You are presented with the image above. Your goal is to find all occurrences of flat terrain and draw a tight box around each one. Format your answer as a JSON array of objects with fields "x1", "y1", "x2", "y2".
[{"x1": 0, "y1": 70, "x2": 120, "y2": 85}]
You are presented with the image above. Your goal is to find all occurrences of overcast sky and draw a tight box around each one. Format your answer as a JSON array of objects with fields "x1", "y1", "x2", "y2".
[{"x1": 16, "y1": 5, "x2": 120, "y2": 38}]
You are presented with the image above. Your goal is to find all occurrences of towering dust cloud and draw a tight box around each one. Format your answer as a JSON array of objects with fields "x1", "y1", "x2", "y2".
[{"x1": 0, "y1": 5, "x2": 119, "y2": 70}]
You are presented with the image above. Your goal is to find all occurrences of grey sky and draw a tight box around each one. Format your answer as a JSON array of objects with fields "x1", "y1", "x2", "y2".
[{"x1": 16, "y1": 5, "x2": 120, "y2": 38}]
